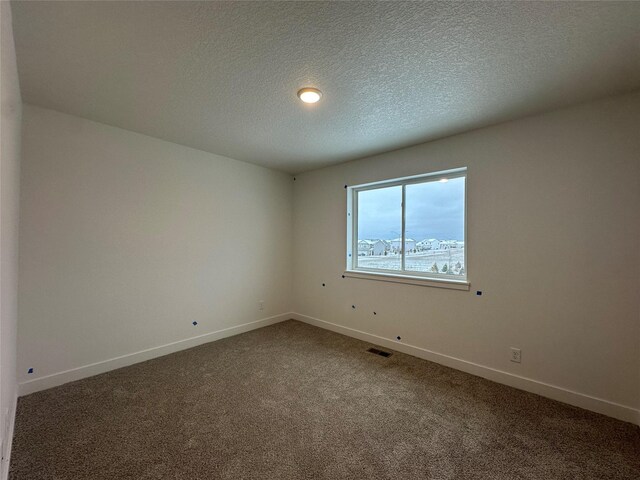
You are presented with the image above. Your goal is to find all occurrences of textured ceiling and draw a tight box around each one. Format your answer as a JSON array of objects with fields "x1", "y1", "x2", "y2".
[{"x1": 11, "y1": 1, "x2": 640, "y2": 173}]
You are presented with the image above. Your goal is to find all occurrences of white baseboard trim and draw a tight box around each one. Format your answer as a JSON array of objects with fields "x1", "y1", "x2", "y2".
[
  {"x1": 291, "y1": 312, "x2": 640, "y2": 426},
  {"x1": 1, "y1": 393, "x2": 17, "y2": 480},
  {"x1": 18, "y1": 313, "x2": 293, "y2": 397}
]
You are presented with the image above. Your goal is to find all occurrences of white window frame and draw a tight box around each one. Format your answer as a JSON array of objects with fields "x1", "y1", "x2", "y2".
[{"x1": 345, "y1": 167, "x2": 469, "y2": 290}]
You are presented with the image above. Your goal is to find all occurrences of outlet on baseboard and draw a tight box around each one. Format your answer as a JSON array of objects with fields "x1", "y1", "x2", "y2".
[
  {"x1": 258, "y1": 300, "x2": 264, "y2": 311},
  {"x1": 510, "y1": 347, "x2": 522, "y2": 363}
]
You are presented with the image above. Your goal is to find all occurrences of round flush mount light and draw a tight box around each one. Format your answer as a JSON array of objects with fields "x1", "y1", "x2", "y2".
[{"x1": 297, "y1": 87, "x2": 322, "y2": 104}]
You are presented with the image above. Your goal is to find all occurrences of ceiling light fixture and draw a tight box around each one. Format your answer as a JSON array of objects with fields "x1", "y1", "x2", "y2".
[{"x1": 297, "y1": 87, "x2": 322, "y2": 104}]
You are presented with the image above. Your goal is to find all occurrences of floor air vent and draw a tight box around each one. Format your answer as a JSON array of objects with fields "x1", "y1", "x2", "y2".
[{"x1": 367, "y1": 347, "x2": 392, "y2": 358}]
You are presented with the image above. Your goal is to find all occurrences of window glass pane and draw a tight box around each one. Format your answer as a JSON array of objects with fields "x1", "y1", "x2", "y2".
[
  {"x1": 356, "y1": 185, "x2": 401, "y2": 271},
  {"x1": 405, "y1": 177, "x2": 465, "y2": 277}
]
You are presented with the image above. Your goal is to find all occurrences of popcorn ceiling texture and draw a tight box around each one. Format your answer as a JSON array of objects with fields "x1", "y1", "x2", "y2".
[
  {"x1": 11, "y1": 1, "x2": 640, "y2": 173},
  {"x1": 9, "y1": 321, "x2": 640, "y2": 479}
]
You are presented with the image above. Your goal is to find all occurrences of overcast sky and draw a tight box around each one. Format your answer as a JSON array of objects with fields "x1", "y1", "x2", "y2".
[{"x1": 357, "y1": 177, "x2": 464, "y2": 241}]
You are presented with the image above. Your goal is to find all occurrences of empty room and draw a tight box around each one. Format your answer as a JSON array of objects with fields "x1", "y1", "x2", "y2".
[{"x1": 1, "y1": 1, "x2": 639, "y2": 479}]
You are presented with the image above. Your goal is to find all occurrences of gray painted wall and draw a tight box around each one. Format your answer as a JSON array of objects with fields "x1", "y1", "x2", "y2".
[{"x1": 1, "y1": 2, "x2": 22, "y2": 476}]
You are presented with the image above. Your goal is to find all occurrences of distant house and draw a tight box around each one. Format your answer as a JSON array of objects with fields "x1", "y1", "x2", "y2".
[
  {"x1": 358, "y1": 239, "x2": 386, "y2": 256},
  {"x1": 416, "y1": 239, "x2": 429, "y2": 251},
  {"x1": 390, "y1": 238, "x2": 416, "y2": 252},
  {"x1": 427, "y1": 239, "x2": 440, "y2": 250},
  {"x1": 370, "y1": 240, "x2": 386, "y2": 255},
  {"x1": 417, "y1": 239, "x2": 440, "y2": 250},
  {"x1": 440, "y1": 240, "x2": 458, "y2": 249},
  {"x1": 357, "y1": 240, "x2": 372, "y2": 255}
]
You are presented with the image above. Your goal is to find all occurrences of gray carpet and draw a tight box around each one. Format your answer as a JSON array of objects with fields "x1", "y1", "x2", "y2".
[{"x1": 9, "y1": 320, "x2": 640, "y2": 479}]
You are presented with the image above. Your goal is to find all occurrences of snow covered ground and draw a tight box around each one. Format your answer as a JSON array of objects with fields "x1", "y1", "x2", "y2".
[{"x1": 356, "y1": 249, "x2": 465, "y2": 275}]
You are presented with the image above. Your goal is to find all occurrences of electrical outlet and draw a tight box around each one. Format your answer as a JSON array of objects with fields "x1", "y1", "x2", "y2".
[
  {"x1": 510, "y1": 347, "x2": 521, "y2": 363},
  {"x1": 258, "y1": 300, "x2": 264, "y2": 311}
]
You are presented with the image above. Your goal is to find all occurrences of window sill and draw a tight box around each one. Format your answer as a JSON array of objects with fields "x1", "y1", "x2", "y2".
[{"x1": 343, "y1": 270, "x2": 470, "y2": 290}]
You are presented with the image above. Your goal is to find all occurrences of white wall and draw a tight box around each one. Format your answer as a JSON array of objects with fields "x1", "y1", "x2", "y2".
[
  {"x1": 18, "y1": 106, "x2": 293, "y2": 393},
  {"x1": 0, "y1": 1, "x2": 22, "y2": 476},
  {"x1": 292, "y1": 93, "x2": 640, "y2": 424}
]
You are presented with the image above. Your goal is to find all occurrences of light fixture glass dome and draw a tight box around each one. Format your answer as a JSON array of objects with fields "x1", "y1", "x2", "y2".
[{"x1": 297, "y1": 87, "x2": 322, "y2": 104}]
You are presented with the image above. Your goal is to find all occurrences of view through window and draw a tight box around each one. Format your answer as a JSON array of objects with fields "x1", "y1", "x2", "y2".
[{"x1": 350, "y1": 169, "x2": 466, "y2": 281}]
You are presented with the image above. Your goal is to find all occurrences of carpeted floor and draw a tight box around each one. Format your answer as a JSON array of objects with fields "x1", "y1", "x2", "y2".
[{"x1": 9, "y1": 320, "x2": 640, "y2": 479}]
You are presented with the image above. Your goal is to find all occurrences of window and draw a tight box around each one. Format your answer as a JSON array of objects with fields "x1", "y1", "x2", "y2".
[{"x1": 346, "y1": 168, "x2": 467, "y2": 286}]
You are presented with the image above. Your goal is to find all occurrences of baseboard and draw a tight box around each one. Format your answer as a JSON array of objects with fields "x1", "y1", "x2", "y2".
[
  {"x1": 17, "y1": 311, "x2": 639, "y2": 425},
  {"x1": 18, "y1": 313, "x2": 293, "y2": 397},
  {"x1": 291, "y1": 312, "x2": 640, "y2": 426},
  {"x1": 1, "y1": 393, "x2": 17, "y2": 480}
]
